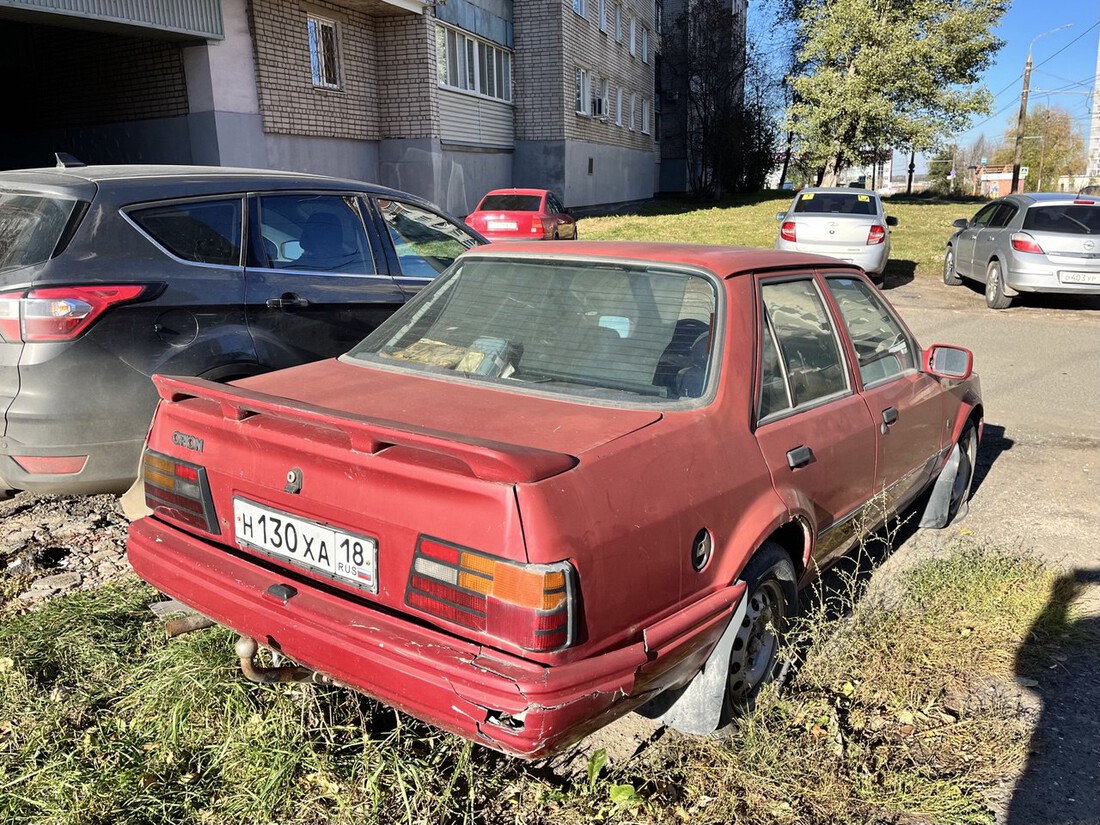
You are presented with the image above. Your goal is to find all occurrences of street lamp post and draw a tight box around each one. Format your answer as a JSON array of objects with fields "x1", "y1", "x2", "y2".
[{"x1": 1012, "y1": 24, "x2": 1072, "y2": 193}]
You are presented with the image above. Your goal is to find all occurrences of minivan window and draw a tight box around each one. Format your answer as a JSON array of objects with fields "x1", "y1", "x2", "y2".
[
  {"x1": 130, "y1": 199, "x2": 243, "y2": 266},
  {"x1": 0, "y1": 193, "x2": 78, "y2": 272}
]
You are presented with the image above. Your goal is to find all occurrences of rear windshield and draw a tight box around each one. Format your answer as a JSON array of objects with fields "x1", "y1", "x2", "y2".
[
  {"x1": 0, "y1": 192, "x2": 78, "y2": 273},
  {"x1": 1022, "y1": 204, "x2": 1100, "y2": 235},
  {"x1": 478, "y1": 194, "x2": 542, "y2": 212},
  {"x1": 346, "y1": 257, "x2": 719, "y2": 404},
  {"x1": 793, "y1": 192, "x2": 878, "y2": 216}
]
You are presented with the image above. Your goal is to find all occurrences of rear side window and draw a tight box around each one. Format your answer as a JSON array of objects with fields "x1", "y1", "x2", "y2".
[
  {"x1": 792, "y1": 192, "x2": 878, "y2": 216},
  {"x1": 0, "y1": 192, "x2": 78, "y2": 273},
  {"x1": 1022, "y1": 205, "x2": 1100, "y2": 235},
  {"x1": 478, "y1": 194, "x2": 542, "y2": 211},
  {"x1": 130, "y1": 199, "x2": 243, "y2": 266}
]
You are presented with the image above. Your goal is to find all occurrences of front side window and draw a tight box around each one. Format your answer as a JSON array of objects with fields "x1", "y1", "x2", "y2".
[
  {"x1": 347, "y1": 258, "x2": 719, "y2": 404},
  {"x1": 759, "y1": 278, "x2": 848, "y2": 414},
  {"x1": 825, "y1": 276, "x2": 914, "y2": 387},
  {"x1": 130, "y1": 198, "x2": 243, "y2": 266},
  {"x1": 376, "y1": 199, "x2": 480, "y2": 278},
  {"x1": 254, "y1": 194, "x2": 373, "y2": 273},
  {"x1": 436, "y1": 25, "x2": 513, "y2": 102},
  {"x1": 308, "y1": 15, "x2": 341, "y2": 89},
  {"x1": 968, "y1": 202, "x2": 1001, "y2": 227}
]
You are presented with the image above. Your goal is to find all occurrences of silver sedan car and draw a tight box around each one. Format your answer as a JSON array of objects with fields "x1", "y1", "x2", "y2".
[
  {"x1": 775, "y1": 187, "x2": 898, "y2": 281},
  {"x1": 944, "y1": 193, "x2": 1100, "y2": 309}
]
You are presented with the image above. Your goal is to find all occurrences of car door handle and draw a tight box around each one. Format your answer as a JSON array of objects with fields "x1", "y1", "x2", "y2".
[
  {"x1": 882, "y1": 407, "x2": 899, "y2": 427},
  {"x1": 786, "y1": 445, "x2": 814, "y2": 469},
  {"x1": 266, "y1": 294, "x2": 310, "y2": 309}
]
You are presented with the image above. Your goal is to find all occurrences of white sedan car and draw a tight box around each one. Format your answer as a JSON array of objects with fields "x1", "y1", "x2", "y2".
[{"x1": 775, "y1": 188, "x2": 898, "y2": 281}]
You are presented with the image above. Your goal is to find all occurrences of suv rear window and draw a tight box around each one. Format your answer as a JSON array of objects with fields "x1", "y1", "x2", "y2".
[
  {"x1": 0, "y1": 192, "x2": 78, "y2": 273},
  {"x1": 478, "y1": 194, "x2": 542, "y2": 211},
  {"x1": 1022, "y1": 204, "x2": 1100, "y2": 235},
  {"x1": 793, "y1": 192, "x2": 878, "y2": 216},
  {"x1": 129, "y1": 198, "x2": 243, "y2": 265}
]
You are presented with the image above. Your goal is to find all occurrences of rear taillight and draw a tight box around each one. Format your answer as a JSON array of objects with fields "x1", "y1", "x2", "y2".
[
  {"x1": 867, "y1": 225, "x2": 887, "y2": 245},
  {"x1": 531, "y1": 217, "x2": 554, "y2": 239},
  {"x1": 10, "y1": 455, "x2": 87, "y2": 475},
  {"x1": 406, "y1": 536, "x2": 575, "y2": 651},
  {"x1": 1011, "y1": 232, "x2": 1044, "y2": 254},
  {"x1": 0, "y1": 285, "x2": 146, "y2": 343},
  {"x1": 142, "y1": 449, "x2": 219, "y2": 534},
  {"x1": 780, "y1": 221, "x2": 797, "y2": 242}
]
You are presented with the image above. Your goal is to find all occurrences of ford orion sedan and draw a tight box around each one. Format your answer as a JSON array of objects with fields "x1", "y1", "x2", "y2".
[
  {"x1": 943, "y1": 193, "x2": 1100, "y2": 308},
  {"x1": 127, "y1": 243, "x2": 982, "y2": 759},
  {"x1": 776, "y1": 187, "x2": 898, "y2": 281}
]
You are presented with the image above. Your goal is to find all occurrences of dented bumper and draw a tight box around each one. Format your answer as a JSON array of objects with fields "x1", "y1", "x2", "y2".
[{"x1": 129, "y1": 516, "x2": 734, "y2": 758}]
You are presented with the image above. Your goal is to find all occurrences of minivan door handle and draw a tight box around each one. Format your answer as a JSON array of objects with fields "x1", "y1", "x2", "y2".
[
  {"x1": 266, "y1": 293, "x2": 310, "y2": 309},
  {"x1": 786, "y1": 445, "x2": 814, "y2": 469}
]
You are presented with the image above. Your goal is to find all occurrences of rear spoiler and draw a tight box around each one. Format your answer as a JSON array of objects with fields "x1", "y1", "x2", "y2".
[{"x1": 152, "y1": 374, "x2": 578, "y2": 484}]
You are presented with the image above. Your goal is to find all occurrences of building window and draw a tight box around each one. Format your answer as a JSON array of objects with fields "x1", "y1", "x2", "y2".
[
  {"x1": 615, "y1": 88, "x2": 623, "y2": 125},
  {"x1": 308, "y1": 15, "x2": 341, "y2": 89},
  {"x1": 573, "y1": 0, "x2": 587, "y2": 18},
  {"x1": 592, "y1": 77, "x2": 609, "y2": 118},
  {"x1": 575, "y1": 67, "x2": 590, "y2": 115},
  {"x1": 641, "y1": 98, "x2": 651, "y2": 133},
  {"x1": 436, "y1": 25, "x2": 513, "y2": 102},
  {"x1": 629, "y1": 93, "x2": 637, "y2": 130},
  {"x1": 614, "y1": 4, "x2": 623, "y2": 41},
  {"x1": 629, "y1": 17, "x2": 636, "y2": 56},
  {"x1": 641, "y1": 27, "x2": 649, "y2": 63},
  {"x1": 598, "y1": 0, "x2": 608, "y2": 32}
]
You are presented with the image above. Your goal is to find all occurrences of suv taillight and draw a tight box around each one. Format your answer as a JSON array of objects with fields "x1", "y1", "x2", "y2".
[
  {"x1": 867, "y1": 224, "x2": 887, "y2": 245},
  {"x1": 780, "y1": 221, "x2": 797, "y2": 242},
  {"x1": 1011, "y1": 232, "x2": 1044, "y2": 254},
  {"x1": 0, "y1": 285, "x2": 146, "y2": 343},
  {"x1": 142, "y1": 450, "x2": 219, "y2": 534},
  {"x1": 406, "y1": 537, "x2": 575, "y2": 651}
]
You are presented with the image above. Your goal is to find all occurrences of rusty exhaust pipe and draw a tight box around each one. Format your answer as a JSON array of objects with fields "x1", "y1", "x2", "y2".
[
  {"x1": 164, "y1": 613, "x2": 217, "y2": 638},
  {"x1": 235, "y1": 635, "x2": 327, "y2": 684}
]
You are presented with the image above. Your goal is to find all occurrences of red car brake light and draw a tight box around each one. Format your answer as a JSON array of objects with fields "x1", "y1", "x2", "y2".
[
  {"x1": 142, "y1": 449, "x2": 219, "y2": 534},
  {"x1": 1011, "y1": 232, "x2": 1044, "y2": 254},
  {"x1": 406, "y1": 537, "x2": 575, "y2": 651},
  {"x1": 867, "y1": 224, "x2": 887, "y2": 245},
  {"x1": 0, "y1": 285, "x2": 147, "y2": 342},
  {"x1": 780, "y1": 221, "x2": 796, "y2": 242}
]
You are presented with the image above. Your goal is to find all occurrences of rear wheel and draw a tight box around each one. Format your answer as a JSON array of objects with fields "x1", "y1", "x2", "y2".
[
  {"x1": 722, "y1": 542, "x2": 797, "y2": 720},
  {"x1": 985, "y1": 261, "x2": 1013, "y2": 309},
  {"x1": 943, "y1": 246, "x2": 963, "y2": 286}
]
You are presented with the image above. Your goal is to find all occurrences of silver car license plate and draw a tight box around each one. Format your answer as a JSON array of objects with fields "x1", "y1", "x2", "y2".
[{"x1": 1059, "y1": 271, "x2": 1100, "y2": 285}]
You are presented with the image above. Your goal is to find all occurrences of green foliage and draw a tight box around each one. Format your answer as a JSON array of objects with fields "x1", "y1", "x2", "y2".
[
  {"x1": 786, "y1": 0, "x2": 1008, "y2": 181},
  {"x1": 989, "y1": 104, "x2": 1087, "y2": 191}
]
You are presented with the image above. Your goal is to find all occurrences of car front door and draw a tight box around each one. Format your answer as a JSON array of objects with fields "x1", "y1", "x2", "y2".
[
  {"x1": 972, "y1": 202, "x2": 1018, "y2": 279},
  {"x1": 954, "y1": 202, "x2": 1001, "y2": 278},
  {"x1": 371, "y1": 197, "x2": 483, "y2": 296},
  {"x1": 823, "y1": 274, "x2": 946, "y2": 514},
  {"x1": 753, "y1": 275, "x2": 878, "y2": 569},
  {"x1": 245, "y1": 192, "x2": 406, "y2": 369}
]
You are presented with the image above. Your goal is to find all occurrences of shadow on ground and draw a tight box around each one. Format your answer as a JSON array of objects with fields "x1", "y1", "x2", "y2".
[
  {"x1": 881, "y1": 259, "x2": 916, "y2": 289},
  {"x1": 1007, "y1": 568, "x2": 1100, "y2": 825},
  {"x1": 960, "y1": 281, "x2": 1100, "y2": 312}
]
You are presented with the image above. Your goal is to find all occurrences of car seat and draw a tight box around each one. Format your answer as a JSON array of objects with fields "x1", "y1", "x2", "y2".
[{"x1": 295, "y1": 214, "x2": 353, "y2": 270}]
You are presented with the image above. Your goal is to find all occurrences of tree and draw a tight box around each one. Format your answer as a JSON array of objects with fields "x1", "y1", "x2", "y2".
[
  {"x1": 785, "y1": 0, "x2": 1007, "y2": 185},
  {"x1": 990, "y1": 105, "x2": 1085, "y2": 191},
  {"x1": 927, "y1": 144, "x2": 960, "y2": 195}
]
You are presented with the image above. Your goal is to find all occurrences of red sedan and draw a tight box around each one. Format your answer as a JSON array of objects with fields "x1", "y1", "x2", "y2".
[
  {"x1": 465, "y1": 188, "x2": 577, "y2": 241},
  {"x1": 128, "y1": 243, "x2": 981, "y2": 758}
]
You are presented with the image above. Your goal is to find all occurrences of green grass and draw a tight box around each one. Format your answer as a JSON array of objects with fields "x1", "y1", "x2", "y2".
[
  {"x1": 578, "y1": 191, "x2": 985, "y2": 283},
  {"x1": 1, "y1": 539, "x2": 1091, "y2": 825}
]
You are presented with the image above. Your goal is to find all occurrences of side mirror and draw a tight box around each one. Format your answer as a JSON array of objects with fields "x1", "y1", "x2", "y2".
[
  {"x1": 886, "y1": 215, "x2": 899, "y2": 227},
  {"x1": 952, "y1": 218, "x2": 969, "y2": 229},
  {"x1": 776, "y1": 212, "x2": 787, "y2": 221},
  {"x1": 923, "y1": 344, "x2": 973, "y2": 380}
]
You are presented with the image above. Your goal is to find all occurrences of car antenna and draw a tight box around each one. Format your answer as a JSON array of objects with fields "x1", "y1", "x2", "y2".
[{"x1": 55, "y1": 152, "x2": 87, "y2": 169}]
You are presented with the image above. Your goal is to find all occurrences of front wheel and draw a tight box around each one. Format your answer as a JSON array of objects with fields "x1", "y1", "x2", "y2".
[
  {"x1": 985, "y1": 261, "x2": 1013, "y2": 309},
  {"x1": 947, "y1": 421, "x2": 979, "y2": 522},
  {"x1": 943, "y1": 246, "x2": 962, "y2": 286},
  {"x1": 722, "y1": 542, "x2": 797, "y2": 720}
]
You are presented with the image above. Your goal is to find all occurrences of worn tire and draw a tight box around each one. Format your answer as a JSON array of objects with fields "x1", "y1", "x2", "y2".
[
  {"x1": 985, "y1": 260, "x2": 1013, "y2": 309},
  {"x1": 947, "y1": 421, "x2": 979, "y2": 523},
  {"x1": 721, "y1": 542, "x2": 797, "y2": 722},
  {"x1": 943, "y1": 246, "x2": 963, "y2": 286}
]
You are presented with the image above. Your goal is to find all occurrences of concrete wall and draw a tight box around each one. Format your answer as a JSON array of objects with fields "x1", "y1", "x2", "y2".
[{"x1": 515, "y1": 138, "x2": 656, "y2": 208}]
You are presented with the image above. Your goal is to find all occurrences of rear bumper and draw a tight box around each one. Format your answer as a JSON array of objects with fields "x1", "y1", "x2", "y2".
[
  {"x1": 776, "y1": 239, "x2": 888, "y2": 274},
  {"x1": 0, "y1": 436, "x2": 144, "y2": 494},
  {"x1": 1002, "y1": 255, "x2": 1100, "y2": 295},
  {"x1": 127, "y1": 516, "x2": 739, "y2": 758}
]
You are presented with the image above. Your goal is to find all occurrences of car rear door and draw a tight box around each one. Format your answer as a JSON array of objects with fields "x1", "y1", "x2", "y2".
[
  {"x1": 822, "y1": 274, "x2": 946, "y2": 513},
  {"x1": 752, "y1": 274, "x2": 877, "y2": 568},
  {"x1": 244, "y1": 192, "x2": 406, "y2": 369}
]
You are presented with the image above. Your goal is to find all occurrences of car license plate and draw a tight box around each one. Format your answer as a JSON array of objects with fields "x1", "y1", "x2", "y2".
[
  {"x1": 233, "y1": 497, "x2": 377, "y2": 592},
  {"x1": 1059, "y1": 270, "x2": 1100, "y2": 284},
  {"x1": 487, "y1": 220, "x2": 518, "y2": 230}
]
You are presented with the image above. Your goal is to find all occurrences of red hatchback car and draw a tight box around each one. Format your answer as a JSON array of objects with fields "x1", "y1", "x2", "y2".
[
  {"x1": 465, "y1": 188, "x2": 577, "y2": 241},
  {"x1": 128, "y1": 243, "x2": 981, "y2": 759}
]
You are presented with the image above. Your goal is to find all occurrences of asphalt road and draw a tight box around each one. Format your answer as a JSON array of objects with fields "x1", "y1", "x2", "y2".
[{"x1": 881, "y1": 274, "x2": 1100, "y2": 825}]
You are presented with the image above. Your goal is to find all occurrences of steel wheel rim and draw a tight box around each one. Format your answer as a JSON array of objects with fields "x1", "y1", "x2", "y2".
[{"x1": 728, "y1": 580, "x2": 785, "y2": 702}]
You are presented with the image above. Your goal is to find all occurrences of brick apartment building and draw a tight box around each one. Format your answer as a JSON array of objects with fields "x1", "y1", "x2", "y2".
[{"x1": 0, "y1": 0, "x2": 665, "y2": 214}]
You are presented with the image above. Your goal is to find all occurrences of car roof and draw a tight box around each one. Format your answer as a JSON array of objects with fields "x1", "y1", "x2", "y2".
[
  {"x1": 794, "y1": 187, "x2": 881, "y2": 197},
  {"x1": 463, "y1": 241, "x2": 859, "y2": 277},
  {"x1": 481, "y1": 188, "x2": 550, "y2": 197},
  {"x1": 1006, "y1": 192, "x2": 1100, "y2": 206}
]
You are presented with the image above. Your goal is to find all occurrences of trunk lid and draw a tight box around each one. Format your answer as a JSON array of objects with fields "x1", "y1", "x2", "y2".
[{"x1": 793, "y1": 214, "x2": 878, "y2": 250}]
